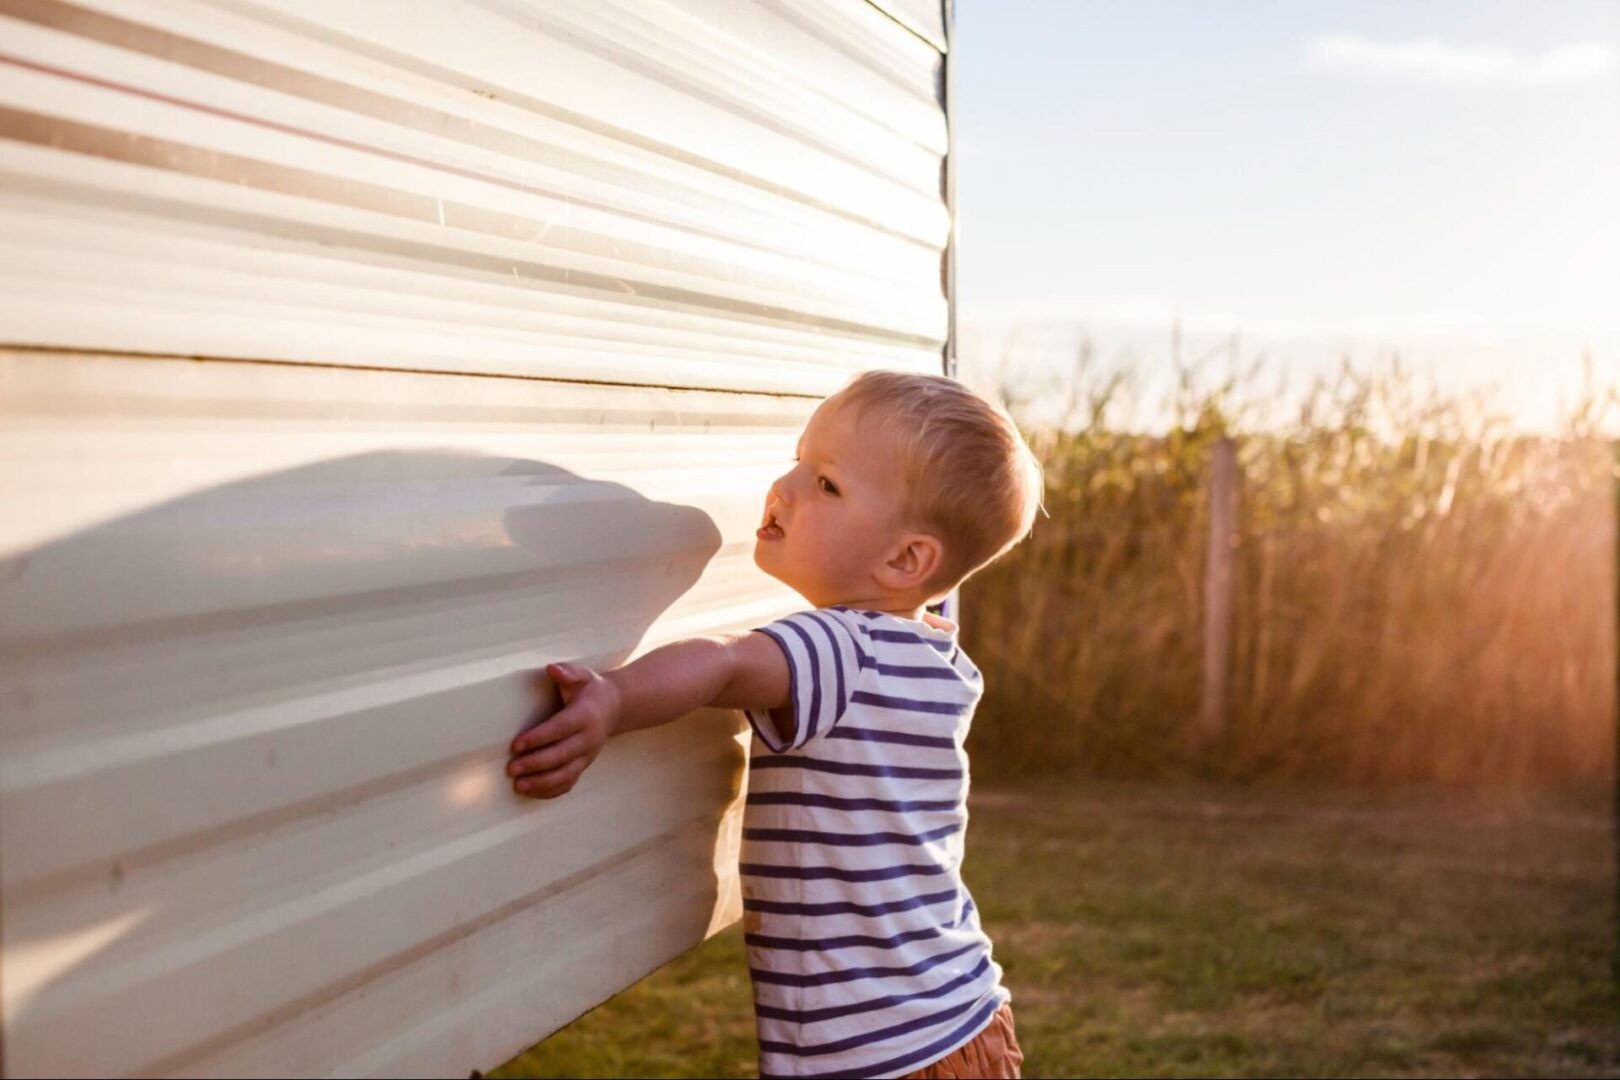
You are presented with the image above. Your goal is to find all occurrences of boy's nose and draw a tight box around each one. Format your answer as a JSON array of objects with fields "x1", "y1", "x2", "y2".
[{"x1": 767, "y1": 470, "x2": 793, "y2": 506}]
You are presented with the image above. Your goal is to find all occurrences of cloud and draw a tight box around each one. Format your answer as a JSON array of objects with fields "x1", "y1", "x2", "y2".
[{"x1": 1306, "y1": 34, "x2": 1618, "y2": 87}]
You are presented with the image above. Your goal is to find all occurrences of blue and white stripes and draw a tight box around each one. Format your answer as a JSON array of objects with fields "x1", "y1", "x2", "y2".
[{"x1": 740, "y1": 606, "x2": 1007, "y2": 1079}]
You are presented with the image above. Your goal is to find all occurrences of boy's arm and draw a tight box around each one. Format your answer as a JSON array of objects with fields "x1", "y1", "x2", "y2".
[{"x1": 507, "y1": 631, "x2": 790, "y2": 799}]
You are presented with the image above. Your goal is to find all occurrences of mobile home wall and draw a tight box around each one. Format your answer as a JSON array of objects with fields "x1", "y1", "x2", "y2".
[{"x1": 0, "y1": 0, "x2": 953, "y2": 1075}]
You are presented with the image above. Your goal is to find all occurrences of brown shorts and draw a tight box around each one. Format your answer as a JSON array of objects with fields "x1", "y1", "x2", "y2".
[{"x1": 901, "y1": 1002, "x2": 1023, "y2": 1079}]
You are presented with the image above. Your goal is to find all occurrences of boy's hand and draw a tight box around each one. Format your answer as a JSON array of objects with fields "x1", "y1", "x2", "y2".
[{"x1": 507, "y1": 662, "x2": 621, "y2": 799}]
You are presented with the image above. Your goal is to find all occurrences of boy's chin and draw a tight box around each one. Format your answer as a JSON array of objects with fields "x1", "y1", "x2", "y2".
[
  {"x1": 754, "y1": 543, "x2": 792, "y2": 581},
  {"x1": 752, "y1": 546, "x2": 820, "y2": 604}
]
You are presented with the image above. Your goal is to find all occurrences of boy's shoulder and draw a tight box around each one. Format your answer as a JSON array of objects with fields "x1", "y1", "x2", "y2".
[
  {"x1": 821, "y1": 605, "x2": 984, "y2": 688},
  {"x1": 746, "y1": 605, "x2": 982, "y2": 752},
  {"x1": 753, "y1": 604, "x2": 981, "y2": 686}
]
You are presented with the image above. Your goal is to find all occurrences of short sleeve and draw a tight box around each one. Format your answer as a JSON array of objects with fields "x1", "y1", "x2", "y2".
[{"x1": 744, "y1": 609, "x2": 863, "y2": 752}]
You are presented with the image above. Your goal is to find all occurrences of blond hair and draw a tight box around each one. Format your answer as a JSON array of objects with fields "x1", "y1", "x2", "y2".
[{"x1": 826, "y1": 369, "x2": 1044, "y2": 596}]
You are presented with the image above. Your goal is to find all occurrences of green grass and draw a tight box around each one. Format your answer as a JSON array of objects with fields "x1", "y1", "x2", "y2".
[{"x1": 493, "y1": 781, "x2": 1618, "y2": 1079}]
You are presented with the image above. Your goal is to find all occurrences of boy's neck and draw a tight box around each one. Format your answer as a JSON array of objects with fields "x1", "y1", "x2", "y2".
[
  {"x1": 823, "y1": 593, "x2": 930, "y2": 621},
  {"x1": 867, "y1": 604, "x2": 926, "y2": 620}
]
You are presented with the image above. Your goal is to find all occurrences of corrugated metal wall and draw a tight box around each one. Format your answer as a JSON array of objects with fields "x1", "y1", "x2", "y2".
[{"x1": 0, "y1": 1, "x2": 952, "y2": 1076}]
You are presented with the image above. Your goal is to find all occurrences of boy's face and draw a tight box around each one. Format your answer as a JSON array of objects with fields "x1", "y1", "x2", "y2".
[{"x1": 754, "y1": 398, "x2": 915, "y2": 609}]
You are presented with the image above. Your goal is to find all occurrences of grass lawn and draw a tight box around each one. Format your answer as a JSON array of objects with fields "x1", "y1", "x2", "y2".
[{"x1": 493, "y1": 780, "x2": 1617, "y2": 1078}]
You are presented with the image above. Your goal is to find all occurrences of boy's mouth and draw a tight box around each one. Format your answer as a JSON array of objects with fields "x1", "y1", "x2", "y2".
[{"x1": 756, "y1": 512, "x2": 784, "y2": 541}]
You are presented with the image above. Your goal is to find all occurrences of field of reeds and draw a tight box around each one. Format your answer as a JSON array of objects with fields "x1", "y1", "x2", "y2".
[{"x1": 961, "y1": 348, "x2": 1617, "y2": 787}]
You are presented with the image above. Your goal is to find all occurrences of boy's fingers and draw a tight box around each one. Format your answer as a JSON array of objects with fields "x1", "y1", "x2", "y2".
[
  {"x1": 526, "y1": 663, "x2": 590, "y2": 698},
  {"x1": 514, "y1": 756, "x2": 589, "y2": 799},
  {"x1": 510, "y1": 701, "x2": 592, "y2": 754},
  {"x1": 537, "y1": 662, "x2": 597, "y2": 708},
  {"x1": 508, "y1": 731, "x2": 591, "y2": 779},
  {"x1": 511, "y1": 689, "x2": 602, "y2": 748},
  {"x1": 546, "y1": 661, "x2": 593, "y2": 685}
]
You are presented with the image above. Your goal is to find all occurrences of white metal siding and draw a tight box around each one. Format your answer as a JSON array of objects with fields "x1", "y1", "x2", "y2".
[
  {"x1": 0, "y1": 0, "x2": 951, "y2": 1075},
  {"x1": 0, "y1": 0, "x2": 947, "y2": 394}
]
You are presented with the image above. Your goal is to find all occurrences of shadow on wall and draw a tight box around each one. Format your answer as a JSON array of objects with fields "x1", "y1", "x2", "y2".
[{"x1": 0, "y1": 449, "x2": 739, "y2": 1075}]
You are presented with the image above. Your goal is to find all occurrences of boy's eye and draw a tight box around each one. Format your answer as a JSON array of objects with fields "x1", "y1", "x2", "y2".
[{"x1": 818, "y1": 476, "x2": 839, "y2": 495}]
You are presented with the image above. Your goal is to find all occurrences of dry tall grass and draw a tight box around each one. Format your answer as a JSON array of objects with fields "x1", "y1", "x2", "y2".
[{"x1": 962, "y1": 351, "x2": 1616, "y2": 787}]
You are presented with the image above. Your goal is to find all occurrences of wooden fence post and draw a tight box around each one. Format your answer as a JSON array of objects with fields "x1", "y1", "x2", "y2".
[
  {"x1": 1612, "y1": 439, "x2": 1619, "y2": 985},
  {"x1": 1198, "y1": 437, "x2": 1239, "y2": 748}
]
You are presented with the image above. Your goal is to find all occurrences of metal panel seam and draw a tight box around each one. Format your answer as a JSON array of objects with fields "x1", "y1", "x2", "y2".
[
  {"x1": 862, "y1": 0, "x2": 948, "y2": 53},
  {"x1": 0, "y1": 347, "x2": 831, "y2": 402}
]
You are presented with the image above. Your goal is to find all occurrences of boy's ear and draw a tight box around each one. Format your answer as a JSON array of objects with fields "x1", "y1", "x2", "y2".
[{"x1": 877, "y1": 532, "x2": 945, "y2": 592}]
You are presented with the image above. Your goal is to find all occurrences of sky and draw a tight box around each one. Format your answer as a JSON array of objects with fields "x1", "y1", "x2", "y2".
[{"x1": 953, "y1": 0, "x2": 1620, "y2": 431}]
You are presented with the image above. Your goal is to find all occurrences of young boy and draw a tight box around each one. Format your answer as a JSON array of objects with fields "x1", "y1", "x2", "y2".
[{"x1": 506, "y1": 370, "x2": 1042, "y2": 1078}]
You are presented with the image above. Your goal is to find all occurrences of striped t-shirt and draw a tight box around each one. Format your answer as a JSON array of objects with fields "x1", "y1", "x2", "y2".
[{"x1": 739, "y1": 605, "x2": 1008, "y2": 1079}]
